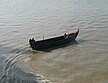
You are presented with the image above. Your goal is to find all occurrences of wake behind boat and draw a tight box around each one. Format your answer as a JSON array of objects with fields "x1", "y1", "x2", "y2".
[{"x1": 29, "y1": 29, "x2": 79, "y2": 50}]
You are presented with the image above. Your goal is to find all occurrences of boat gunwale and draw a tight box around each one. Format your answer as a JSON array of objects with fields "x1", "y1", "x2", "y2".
[{"x1": 36, "y1": 31, "x2": 78, "y2": 43}]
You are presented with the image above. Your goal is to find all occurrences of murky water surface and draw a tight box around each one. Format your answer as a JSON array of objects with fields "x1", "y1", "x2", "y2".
[{"x1": 0, "y1": 0, "x2": 108, "y2": 83}]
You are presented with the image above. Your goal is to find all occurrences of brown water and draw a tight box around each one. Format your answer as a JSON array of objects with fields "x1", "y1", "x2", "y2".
[{"x1": 0, "y1": 0, "x2": 108, "y2": 83}]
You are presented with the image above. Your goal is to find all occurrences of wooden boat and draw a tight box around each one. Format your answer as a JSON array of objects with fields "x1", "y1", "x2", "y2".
[{"x1": 29, "y1": 29, "x2": 79, "y2": 50}]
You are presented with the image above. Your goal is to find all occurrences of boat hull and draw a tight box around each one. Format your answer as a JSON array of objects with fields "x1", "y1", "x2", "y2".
[{"x1": 29, "y1": 29, "x2": 79, "y2": 50}]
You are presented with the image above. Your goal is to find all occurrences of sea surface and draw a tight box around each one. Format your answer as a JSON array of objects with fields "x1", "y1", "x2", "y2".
[{"x1": 0, "y1": 0, "x2": 108, "y2": 83}]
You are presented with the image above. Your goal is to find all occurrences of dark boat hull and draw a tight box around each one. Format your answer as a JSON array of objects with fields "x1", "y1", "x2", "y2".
[{"x1": 29, "y1": 29, "x2": 79, "y2": 50}]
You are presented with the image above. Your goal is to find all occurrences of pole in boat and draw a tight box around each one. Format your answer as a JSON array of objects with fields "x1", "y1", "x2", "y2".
[{"x1": 43, "y1": 34, "x2": 44, "y2": 40}]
